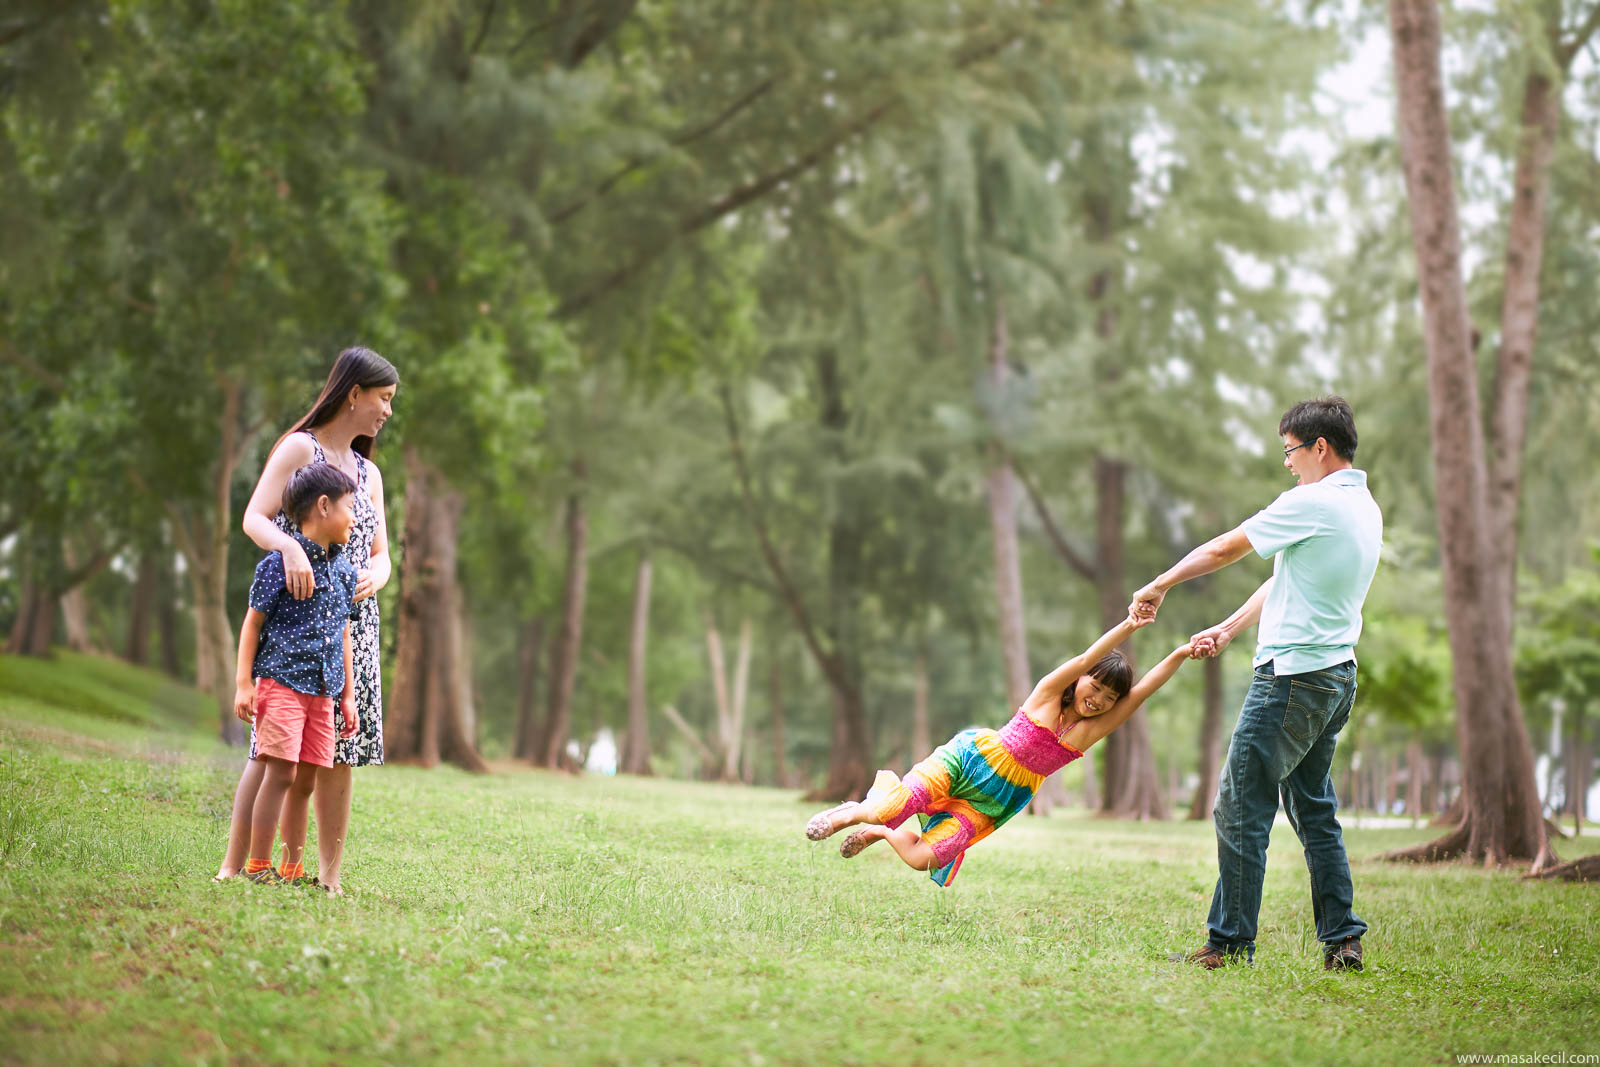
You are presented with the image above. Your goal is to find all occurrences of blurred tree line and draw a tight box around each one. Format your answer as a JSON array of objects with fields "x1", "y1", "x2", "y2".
[{"x1": 2, "y1": 1, "x2": 1596, "y2": 832}]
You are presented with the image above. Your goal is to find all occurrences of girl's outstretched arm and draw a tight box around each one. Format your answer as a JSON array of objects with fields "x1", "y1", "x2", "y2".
[
  {"x1": 1020, "y1": 615, "x2": 1148, "y2": 718},
  {"x1": 1071, "y1": 641, "x2": 1194, "y2": 751}
]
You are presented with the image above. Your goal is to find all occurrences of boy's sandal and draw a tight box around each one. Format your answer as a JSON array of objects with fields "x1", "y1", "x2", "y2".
[
  {"x1": 839, "y1": 829, "x2": 876, "y2": 858},
  {"x1": 806, "y1": 802, "x2": 857, "y2": 841},
  {"x1": 245, "y1": 868, "x2": 287, "y2": 886}
]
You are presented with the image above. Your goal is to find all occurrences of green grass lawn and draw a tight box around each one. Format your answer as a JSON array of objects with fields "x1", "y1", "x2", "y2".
[{"x1": 3, "y1": 653, "x2": 1598, "y2": 1065}]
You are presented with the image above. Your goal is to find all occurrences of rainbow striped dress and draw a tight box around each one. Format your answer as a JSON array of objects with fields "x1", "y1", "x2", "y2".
[{"x1": 864, "y1": 709, "x2": 1084, "y2": 886}]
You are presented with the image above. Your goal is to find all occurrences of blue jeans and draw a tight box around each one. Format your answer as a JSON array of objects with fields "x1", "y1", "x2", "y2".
[{"x1": 1206, "y1": 659, "x2": 1367, "y2": 959}]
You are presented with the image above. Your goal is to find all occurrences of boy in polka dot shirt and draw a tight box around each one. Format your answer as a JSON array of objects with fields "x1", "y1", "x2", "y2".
[{"x1": 227, "y1": 462, "x2": 361, "y2": 886}]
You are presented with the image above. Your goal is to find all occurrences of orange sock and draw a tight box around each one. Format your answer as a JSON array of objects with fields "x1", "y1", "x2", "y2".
[
  {"x1": 244, "y1": 858, "x2": 272, "y2": 875},
  {"x1": 279, "y1": 861, "x2": 305, "y2": 880}
]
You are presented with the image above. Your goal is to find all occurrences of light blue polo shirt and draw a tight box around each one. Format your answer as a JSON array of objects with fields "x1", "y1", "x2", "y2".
[{"x1": 1240, "y1": 468, "x2": 1383, "y2": 676}]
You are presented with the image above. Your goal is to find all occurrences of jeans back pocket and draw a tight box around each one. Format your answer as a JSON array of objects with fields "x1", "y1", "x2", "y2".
[{"x1": 1282, "y1": 678, "x2": 1342, "y2": 748}]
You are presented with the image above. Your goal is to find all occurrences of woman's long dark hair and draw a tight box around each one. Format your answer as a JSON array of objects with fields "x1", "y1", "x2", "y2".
[{"x1": 276, "y1": 346, "x2": 399, "y2": 460}]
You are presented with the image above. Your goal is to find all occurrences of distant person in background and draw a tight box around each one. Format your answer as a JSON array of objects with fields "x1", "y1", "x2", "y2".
[
  {"x1": 213, "y1": 348, "x2": 398, "y2": 894},
  {"x1": 226, "y1": 463, "x2": 361, "y2": 885},
  {"x1": 1129, "y1": 396, "x2": 1382, "y2": 971}
]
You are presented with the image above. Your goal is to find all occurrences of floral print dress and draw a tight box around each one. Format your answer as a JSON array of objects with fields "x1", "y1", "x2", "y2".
[{"x1": 249, "y1": 430, "x2": 385, "y2": 766}]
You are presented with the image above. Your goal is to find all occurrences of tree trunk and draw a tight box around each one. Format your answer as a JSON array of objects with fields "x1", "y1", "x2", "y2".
[
  {"x1": 512, "y1": 615, "x2": 546, "y2": 761},
  {"x1": 818, "y1": 683, "x2": 872, "y2": 803},
  {"x1": 59, "y1": 539, "x2": 95, "y2": 654},
  {"x1": 1406, "y1": 736, "x2": 1425, "y2": 822},
  {"x1": 718, "y1": 374, "x2": 871, "y2": 803},
  {"x1": 443, "y1": 588, "x2": 485, "y2": 769},
  {"x1": 703, "y1": 616, "x2": 732, "y2": 780},
  {"x1": 540, "y1": 460, "x2": 589, "y2": 769},
  {"x1": 722, "y1": 619, "x2": 753, "y2": 782},
  {"x1": 984, "y1": 299, "x2": 1052, "y2": 818},
  {"x1": 190, "y1": 551, "x2": 240, "y2": 745},
  {"x1": 385, "y1": 449, "x2": 432, "y2": 763},
  {"x1": 156, "y1": 547, "x2": 180, "y2": 677},
  {"x1": 126, "y1": 548, "x2": 159, "y2": 666},
  {"x1": 769, "y1": 656, "x2": 790, "y2": 789},
  {"x1": 1188, "y1": 656, "x2": 1225, "y2": 820},
  {"x1": 912, "y1": 652, "x2": 932, "y2": 763},
  {"x1": 982, "y1": 293, "x2": 1033, "y2": 715},
  {"x1": 620, "y1": 552, "x2": 653, "y2": 775},
  {"x1": 1486, "y1": 65, "x2": 1561, "y2": 643},
  {"x1": 1565, "y1": 711, "x2": 1586, "y2": 835},
  {"x1": 385, "y1": 446, "x2": 488, "y2": 772},
  {"x1": 1093, "y1": 455, "x2": 1165, "y2": 819},
  {"x1": 6, "y1": 576, "x2": 54, "y2": 657},
  {"x1": 740, "y1": 722, "x2": 755, "y2": 785},
  {"x1": 1384, "y1": 0, "x2": 1552, "y2": 869}
]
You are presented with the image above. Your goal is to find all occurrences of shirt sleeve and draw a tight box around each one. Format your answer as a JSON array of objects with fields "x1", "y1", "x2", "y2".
[
  {"x1": 248, "y1": 554, "x2": 285, "y2": 615},
  {"x1": 1241, "y1": 488, "x2": 1322, "y2": 560}
]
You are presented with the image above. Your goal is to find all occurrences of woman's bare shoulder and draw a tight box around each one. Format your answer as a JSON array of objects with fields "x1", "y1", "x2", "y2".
[{"x1": 271, "y1": 432, "x2": 318, "y2": 466}]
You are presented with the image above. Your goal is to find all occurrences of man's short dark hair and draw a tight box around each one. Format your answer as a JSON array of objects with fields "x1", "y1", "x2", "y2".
[
  {"x1": 282, "y1": 462, "x2": 356, "y2": 525},
  {"x1": 1278, "y1": 396, "x2": 1357, "y2": 461}
]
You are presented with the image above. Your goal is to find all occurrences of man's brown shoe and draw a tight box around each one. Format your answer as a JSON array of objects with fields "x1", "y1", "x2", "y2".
[
  {"x1": 1324, "y1": 937, "x2": 1363, "y2": 971},
  {"x1": 1168, "y1": 944, "x2": 1239, "y2": 970}
]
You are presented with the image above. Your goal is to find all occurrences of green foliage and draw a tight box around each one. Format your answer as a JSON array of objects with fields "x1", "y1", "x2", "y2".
[{"x1": 1517, "y1": 549, "x2": 1600, "y2": 728}]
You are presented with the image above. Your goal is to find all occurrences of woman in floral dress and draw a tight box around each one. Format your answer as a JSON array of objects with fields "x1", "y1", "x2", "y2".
[{"x1": 214, "y1": 347, "x2": 398, "y2": 893}]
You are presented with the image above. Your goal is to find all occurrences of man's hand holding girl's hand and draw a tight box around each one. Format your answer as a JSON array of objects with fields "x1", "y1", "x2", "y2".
[
  {"x1": 1129, "y1": 581, "x2": 1165, "y2": 622},
  {"x1": 1189, "y1": 625, "x2": 1232, "y2": 659},
  {"x1": 1127, "y1": 610, "x2": 1156, "y2": 631}
]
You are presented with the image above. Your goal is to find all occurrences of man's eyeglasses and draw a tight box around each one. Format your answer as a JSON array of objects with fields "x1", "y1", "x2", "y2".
[{"x1": 1283, "y1": 440, "x2": 1316, "y2": 458}]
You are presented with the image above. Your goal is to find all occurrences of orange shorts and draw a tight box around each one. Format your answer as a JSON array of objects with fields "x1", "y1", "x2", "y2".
[{"x1": 252, "y1": 676, "x2": 335, "y2": 768}]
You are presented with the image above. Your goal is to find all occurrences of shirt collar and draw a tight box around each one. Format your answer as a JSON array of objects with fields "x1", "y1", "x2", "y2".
[
  {"x1": 1320, "y1": 468, "x2": 1367, "y2": 487},
  {"x1": 291, "y1": 529, "x2": 342, "y2": 563}
]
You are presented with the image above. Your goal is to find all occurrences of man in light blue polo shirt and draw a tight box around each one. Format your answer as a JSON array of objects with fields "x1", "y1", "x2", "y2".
[{"x1": 1129, "y1": 396, "x2": 1382, "y2": 972}]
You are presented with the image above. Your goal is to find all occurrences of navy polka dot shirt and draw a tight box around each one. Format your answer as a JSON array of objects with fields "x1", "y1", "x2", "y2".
[{"x1": 249, "y1": 530, "x2": 360, "y2": 698}]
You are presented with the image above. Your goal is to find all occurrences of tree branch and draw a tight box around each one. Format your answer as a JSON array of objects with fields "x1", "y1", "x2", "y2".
[
  {"x1": 53, "y1": 543, "x2": 116, "y2": 595},
  {"x1": 469, "y1": 0, "x2": 498, "y2": 55},
  {"x1": 554, "y1": 29, "x2": 1022, "y2": 318},
  {"x1": 659, "y1": 703, "x2": 715, "y2": 766},
  {"x1": 548, "y1": 75, "x2": 779, "y2": 225},
  {"x1": 562, "y1": 0, "x2": 639, "y2": 69},
  {"x1": 0, "y1": 340, "x2": 67, "y2": 393},
  {"x1": 1560, "y1": 2, "x2": 1600, "y2": 66},
  {"x1": 717, "y1": 385, "x2": 842, "y2": 690},
  {"x1": 1005, "y1": 444, "x2": 1100, "y2": 583},
  {"x1": 0, "y1": 20, "x2": 42, "y2": 48}
]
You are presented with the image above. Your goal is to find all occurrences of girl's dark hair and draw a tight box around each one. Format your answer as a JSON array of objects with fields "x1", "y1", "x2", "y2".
[
  {"x1": 1278, "y1": 396, "x2": 1357, "y2": 461},
  {"x1": 282, "y1": 462, "x2": 357, "y2": 525},
  {"x1": 1061, "y1": 649, "x2": 1135, "y2": 708},
  {"x1": 277, "y1": 346, "x2": 399, "y2": 460}
]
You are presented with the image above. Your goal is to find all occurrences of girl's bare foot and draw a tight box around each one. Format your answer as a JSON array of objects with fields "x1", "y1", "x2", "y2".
[
  {"x1": 839, "y1": 826, "x2": 885, "y2": 858},
  {"x1": 212, "y1": 868, "x2": 239, "y2": 882},
  {"x1": 805, "y1": 801, "x2": 861, "y2": 841}
]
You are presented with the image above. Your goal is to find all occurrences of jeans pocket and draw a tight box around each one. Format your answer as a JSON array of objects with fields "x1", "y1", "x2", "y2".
[{"x1": 1283, "y1": 679, "x2": 1341, "y2": 748}]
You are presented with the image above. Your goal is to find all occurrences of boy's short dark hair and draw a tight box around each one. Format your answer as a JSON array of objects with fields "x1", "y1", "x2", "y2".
[
  {"x1": 282, "y1": 462, "x2": 356, "y2": 525},
  {"x1": 1278, "y1": 396, "x2": 1358, "y2": 461}
]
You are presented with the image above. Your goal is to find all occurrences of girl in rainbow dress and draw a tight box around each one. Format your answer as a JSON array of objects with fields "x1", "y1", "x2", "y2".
[{"x1": 806, "y1": 613, "x2": 1195, "y2": 885}]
